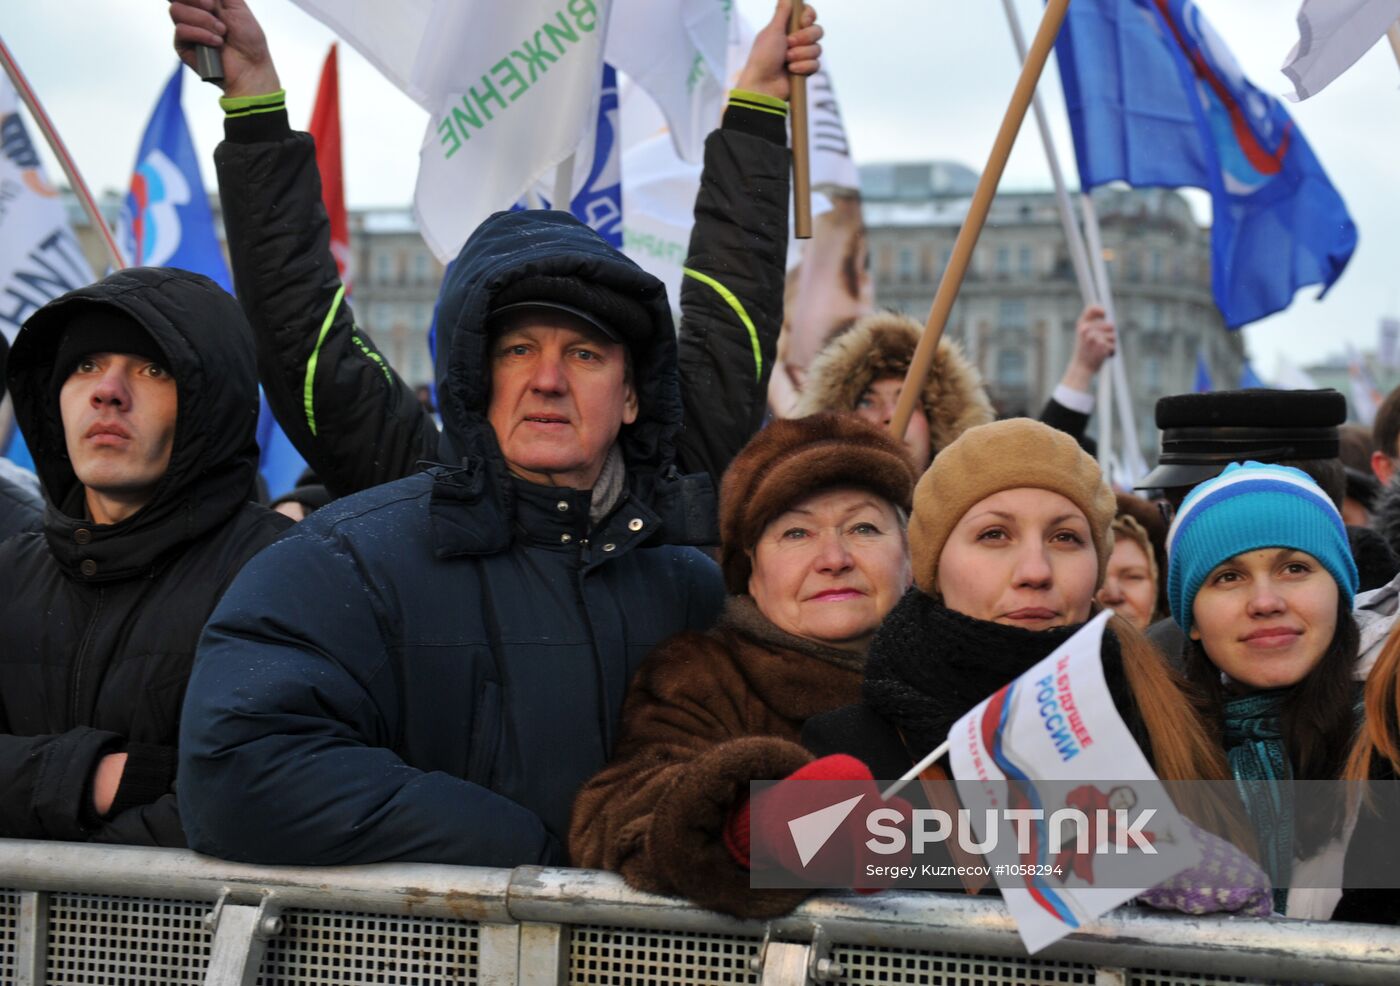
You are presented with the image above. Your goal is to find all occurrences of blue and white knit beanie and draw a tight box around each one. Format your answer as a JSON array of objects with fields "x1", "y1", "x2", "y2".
[{"x1": 1166, "y1": 462, "x2": 1358, "y2": 635}]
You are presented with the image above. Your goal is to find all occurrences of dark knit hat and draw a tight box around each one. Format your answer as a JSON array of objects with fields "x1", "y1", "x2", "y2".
[
  {"x1": 49, "y1": 304, "x2": 169, "y2": 396},
  {"x1": 719, "y1": 413, "x2": 918, "y2": 595},
  {"x1": 908, "y1": 418, "x2": 1117, "y2": 596},
  {"x1": 1136, "y1": 388, "x2": 1345, "y2": 492},
  {"x1": 489, "y1": 275, "x2": 652, "y2": 351}
]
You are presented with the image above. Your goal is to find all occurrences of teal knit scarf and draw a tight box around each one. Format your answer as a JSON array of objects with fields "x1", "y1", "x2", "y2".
[{"x1": 1223, "y1": 690, "x2": 1292, "y2": 915}]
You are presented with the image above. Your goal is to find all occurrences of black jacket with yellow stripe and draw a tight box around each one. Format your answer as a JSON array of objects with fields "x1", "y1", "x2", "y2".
[{"x1": 213, "y1": 93, "x2": 790, "y2": 520}]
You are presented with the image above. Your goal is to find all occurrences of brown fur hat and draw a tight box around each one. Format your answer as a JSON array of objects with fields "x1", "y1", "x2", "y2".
[
  {"x1": 794, "y1": 311, "x2": 994, "y2": 454},
  {"x1": 720, "y1": 414, "x2": 917, "y2": 595},
  {"x1": 907, "y1": 418, "x2": 1116, "y2": 596}
]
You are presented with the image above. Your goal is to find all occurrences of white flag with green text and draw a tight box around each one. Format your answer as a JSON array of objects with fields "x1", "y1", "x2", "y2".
[{"x1": 293, "y1": 0, "x2": 611, "y2": 261}]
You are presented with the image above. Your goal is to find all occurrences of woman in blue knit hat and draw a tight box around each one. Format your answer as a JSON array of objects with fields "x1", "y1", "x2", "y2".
[{"x1": 1168, "y1": 461, "x2": 1362, "y2": 919}]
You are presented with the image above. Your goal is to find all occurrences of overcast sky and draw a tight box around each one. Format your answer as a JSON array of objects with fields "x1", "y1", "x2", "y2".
[{"x1": 4, "y1": 0, "x2": 1396, "y2": 376}]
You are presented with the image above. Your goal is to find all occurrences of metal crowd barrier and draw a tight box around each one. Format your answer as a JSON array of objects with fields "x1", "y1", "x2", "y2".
[{"x1": 2, "y1": 838, "x2": 1399, "y2": 985}]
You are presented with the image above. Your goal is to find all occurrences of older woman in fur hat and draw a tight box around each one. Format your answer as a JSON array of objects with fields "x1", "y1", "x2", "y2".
[
  {"x1": 569, "y1": 414, "x2": 917, "y2": 918},
  {"x1": 794, "y1": 311, "x2": 993, "y2": 471}
]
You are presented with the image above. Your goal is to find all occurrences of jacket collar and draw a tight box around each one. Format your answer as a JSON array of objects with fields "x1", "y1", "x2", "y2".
[{"x1": 429, "y1": 453, "x2": 715, "y2": 559}]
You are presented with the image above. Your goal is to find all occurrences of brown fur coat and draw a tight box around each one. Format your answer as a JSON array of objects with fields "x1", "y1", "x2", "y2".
[
  {"x1": 794, "y1": 311, "x2": 994, "y2": 453},
  {"x1": 569, "y1": 597, "x2": 863, "y2": 919}
]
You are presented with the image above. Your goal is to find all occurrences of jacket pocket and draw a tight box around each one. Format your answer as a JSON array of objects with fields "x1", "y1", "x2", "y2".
[{"x1": 465, "y1": 680, "x2": 502, "y2": 787}]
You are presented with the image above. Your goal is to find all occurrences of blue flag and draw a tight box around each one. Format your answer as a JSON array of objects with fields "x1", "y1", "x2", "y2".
[
  {"x1": 121, "y1": 66, "x2": 307, "y2": 498},
  {"x1": 121, "y1": 67, "x2": 231, "y2": 291},
  {"x1": 1194, "y1": 351, "x2": 1214, "y2": 393},
  {"x1": 1055, "y1": 0, "x2": 1356, "y2": 329}
]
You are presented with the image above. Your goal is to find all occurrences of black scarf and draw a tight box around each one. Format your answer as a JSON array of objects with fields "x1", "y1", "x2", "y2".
[{"x1": 862, "y1": 590, "x2": 1133, "y2": 762}]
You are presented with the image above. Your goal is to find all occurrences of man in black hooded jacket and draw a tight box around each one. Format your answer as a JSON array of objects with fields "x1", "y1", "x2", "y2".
[{"x1": 0, "y1": 268, "x2": 289, "y2": 846}]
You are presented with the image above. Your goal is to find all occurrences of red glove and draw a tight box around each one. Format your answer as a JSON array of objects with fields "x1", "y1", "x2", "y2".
[{"x1": 724, "y1": 755, "x2": 910, "y2": 890}]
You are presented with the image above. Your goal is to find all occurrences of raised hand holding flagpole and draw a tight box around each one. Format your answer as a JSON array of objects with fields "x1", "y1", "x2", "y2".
[
  {"x1": 789, "y1": 0, "x2": 812, "y2": 239},
  {"x1": 891, "y1": 0, "x2": 1072, "y2": 445}
]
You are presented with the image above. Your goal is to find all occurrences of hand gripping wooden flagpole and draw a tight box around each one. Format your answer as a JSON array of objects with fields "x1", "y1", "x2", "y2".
[
  {"x1": 789, "y1": 0, "x2": 812, "y2": 239},
  {"x1": 0, "y1": 33, "x2": 126, "y2": 271},
  {"x1": 889, "y1": 0, "x2": 1071, "y2": 444}
]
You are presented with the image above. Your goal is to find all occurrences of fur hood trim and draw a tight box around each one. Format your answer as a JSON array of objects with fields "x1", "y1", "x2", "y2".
[{"x1": 794, "y1": 311, "x2": 994, "y2": 453}]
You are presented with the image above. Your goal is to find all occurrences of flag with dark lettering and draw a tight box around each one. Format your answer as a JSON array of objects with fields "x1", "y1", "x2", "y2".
[
  {"x1": 1055, "y1": 0, "x2": 1356, "y2": 328},
  {"x1": 0, "y1": 76, "x2": 94, "y2": 345},
  {"x1": 947, "y1": 611, "x2": 1199, "y2": 954},
  {"x1": 292, "y1": 0, "x2": 611, "y2": 261},
  {"x1": 118, "y1": 66, "x2": 231, "y2": 291}
]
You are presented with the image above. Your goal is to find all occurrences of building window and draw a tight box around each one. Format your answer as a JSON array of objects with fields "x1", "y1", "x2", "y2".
[
  {"x1": 996, "y1": 348, "x2": 1027, "y2": 387},
  {"x1": 414, "y1": 253, "x2": 430, "y2": 285},
  {"x1": 897, "y1": 247, "x2": 916, "y2": 283},
  {"x1": 1144, "y1": 356, "x2": 1162, "y2": 391},
  {"x1": 995, "y1": 247, "x2": 1011, "y2": 276},
  {"x1": 1151, "y1": 250, "x2": 1164, "y2": 282},
  {"x1": 375, "y1": 253, "x2": 391, "y2": 285},
  {"x1": 998, "y1": 299, "x2": 1027, "y2": 330},
  {"x1": 1017, "y1": 246, "x2": 1033, "y2": 276},
  {"x1": 1150, "y1": 302, "x2": 1164, "y2": 331}
]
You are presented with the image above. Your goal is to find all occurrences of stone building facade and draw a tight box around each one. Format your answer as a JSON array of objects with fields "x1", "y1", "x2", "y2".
[{"x1": 860, "y1": 162, "x2": 1247, "y2": 461}]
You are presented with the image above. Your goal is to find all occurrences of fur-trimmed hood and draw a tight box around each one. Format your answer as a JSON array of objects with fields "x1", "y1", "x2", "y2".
[{"x1": 794, "y1": 311, "x2": 994, "y2": 453}]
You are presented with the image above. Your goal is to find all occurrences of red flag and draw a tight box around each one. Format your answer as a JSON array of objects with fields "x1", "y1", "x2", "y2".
[{"x1": 308, "y1": 43, "x2": 350, "y2": 289}]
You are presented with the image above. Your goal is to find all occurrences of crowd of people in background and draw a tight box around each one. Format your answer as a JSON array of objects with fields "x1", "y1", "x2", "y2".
[{"x1": 5, "y1": 0, "x2": 1400, "y2": 941}]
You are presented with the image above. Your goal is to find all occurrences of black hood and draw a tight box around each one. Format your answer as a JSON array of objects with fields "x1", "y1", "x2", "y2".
[
  {"x1": 7, "y1": 267, "x2": 260, "y2": 581},
  {"x1": 432, "y1": 210, "x2": 681, "y2": 491}
]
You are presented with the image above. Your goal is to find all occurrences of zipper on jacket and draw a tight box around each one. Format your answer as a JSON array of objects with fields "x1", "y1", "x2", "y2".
[{"x1": 69, "y1": 588, "x2": 105, "y2": 726}]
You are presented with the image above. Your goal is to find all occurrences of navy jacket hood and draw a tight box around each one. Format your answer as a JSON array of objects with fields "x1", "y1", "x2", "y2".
[{"x1": 433, "y1": 210, "x2": 681, "y2": 486}]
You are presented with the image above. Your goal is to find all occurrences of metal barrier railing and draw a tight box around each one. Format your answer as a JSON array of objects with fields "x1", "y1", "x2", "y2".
[{"x1": 2, "y1": 838, "x2": 1399, "y2": 985}]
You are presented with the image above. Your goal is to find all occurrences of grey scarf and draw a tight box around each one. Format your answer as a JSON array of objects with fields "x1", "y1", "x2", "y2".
[{"x1": 589, "y1": 445, "x2": 626, "y2": 527}]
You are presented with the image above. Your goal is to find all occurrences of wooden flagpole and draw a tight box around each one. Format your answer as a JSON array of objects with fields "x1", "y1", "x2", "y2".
[
  {"x1": 0, "y1": 33, "x2": 126, "y2": 271},
  {"x1": 789, "y1": 0, "x2": 812, "y2": 239},
  {"x1": 999, "y1": 0, "x2": 1116, "y2": 477},
  {"x1": 890, "y1": 0, "x2": 1072, "y2": 444}
]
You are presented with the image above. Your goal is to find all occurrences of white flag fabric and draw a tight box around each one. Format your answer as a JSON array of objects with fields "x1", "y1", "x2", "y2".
[
  {"x1": 1273, "y1": 355, "x2": 1321, "y2": 390},
  {"x1": 1281, "y1": 0, "x2": 1400, "y2": 100},
  {"x1": 948, "y1": 611, "x2": 1200, "y2": 954},
  {"x1": 605, "y1": 0, "x2": 729, "y2": 164},
  {"x1": 293, "y1": 0, "x2": 611, "y2": 261},
  {"x1": 0, "y1": 77, "x2": 95, "y2": 343},
  {"x1": 619, "y1": 15, "x2": 855, "y2": 305}
]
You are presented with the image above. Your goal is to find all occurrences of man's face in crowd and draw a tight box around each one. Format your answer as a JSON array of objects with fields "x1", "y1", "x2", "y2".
[
  {"x1": 60, "y1": 351, "x2": 179, "y2": 522},
  {"x1": 487, "y1": 311, "x2": 637, "y2": 490}
]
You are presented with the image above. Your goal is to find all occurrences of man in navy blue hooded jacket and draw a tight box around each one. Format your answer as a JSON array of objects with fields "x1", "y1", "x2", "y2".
[{"x1": 180, "y1": 209, "x2": 724, "y2": 866}]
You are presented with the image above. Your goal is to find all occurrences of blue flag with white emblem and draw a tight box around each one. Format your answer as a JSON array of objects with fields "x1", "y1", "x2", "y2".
[
  {"x1": 120, "y1": 66, "x2": 231, "y2": 291},
  {"x1": 120, "y1": 66, "x2": 307, "y2": 497},
  {"x1": 1055, "y1": 0, "x2": 1356, "y2": 329}
]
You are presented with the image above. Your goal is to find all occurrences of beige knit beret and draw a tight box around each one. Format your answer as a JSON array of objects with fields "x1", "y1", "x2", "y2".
[
  {"x1": 907, "y1": 418, "x2": 1116, "y2": 595},
  {"x1": 720, "y1": 414, "x2": 918, "y2": 595}
]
